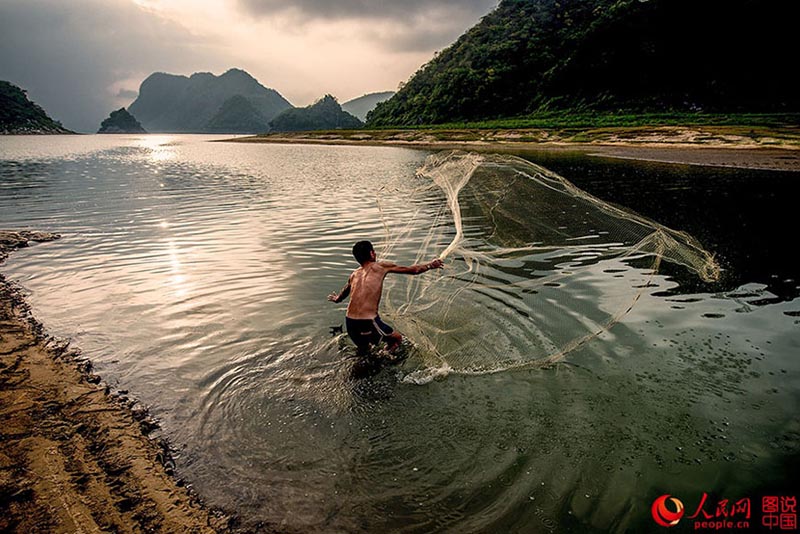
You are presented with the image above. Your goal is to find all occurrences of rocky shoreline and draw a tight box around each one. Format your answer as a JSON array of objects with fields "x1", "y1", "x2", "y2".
[
  {"x1": 0, "y1": 231, "x2": 227, "y2": 533},
  {"x1": 1, "y1": 126, "x2": 74, "y2": 135}
]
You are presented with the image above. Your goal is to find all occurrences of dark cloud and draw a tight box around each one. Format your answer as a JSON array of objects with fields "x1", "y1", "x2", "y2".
[
  {"x1": 0, "y1": 0, "x2": 233, "y2": 132},
  {"x1": 363, "y1": 17, "x2": 484, "y2": 53},
  {"x1": 116, "y1": 89, "x2": 139, "y2": 100},
  {"x1": 239, "y1": 0, "x2": 496, "y2": 21},
  {"x1": 238, "y1": 0, "x2": 498, "y2": 52},
  {"x1": 0, "y1": 0, "x2": 499, "y2": 130}
]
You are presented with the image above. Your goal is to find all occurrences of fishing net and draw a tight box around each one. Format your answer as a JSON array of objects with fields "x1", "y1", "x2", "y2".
[{"x1": 376, "y1": 151, "x2": 719, "y2": 384}]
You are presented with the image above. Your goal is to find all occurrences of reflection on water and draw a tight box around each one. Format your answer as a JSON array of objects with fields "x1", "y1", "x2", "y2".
[
  {"x1": 1, "y1": 135, "x2": 798, "y2": 532},
  {"x1": 521, "y1": 149, "x2": 800, "y2": 303}
]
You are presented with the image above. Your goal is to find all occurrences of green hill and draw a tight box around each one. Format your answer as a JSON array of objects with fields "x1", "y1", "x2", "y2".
[
  {"x1": 270, "y1": 95, "x2": 363, "y2": 132},
  {"x1": 368, "y1": 0, "x2": 798, "y2": 126},
  {"x1": 128, "y1": 68, "x2": 292, "y2": 133},
  {"x1": 98, "y1": 108, "x2": 146, "y2": 134},
  {"x1": 205, "y1": 95, "x2": 271, "y2": 133},
  {"x1": 1, "y1": 81, "x2": 73, "y2": 134}
]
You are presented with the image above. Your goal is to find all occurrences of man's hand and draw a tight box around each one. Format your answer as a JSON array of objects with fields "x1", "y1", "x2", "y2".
[
  {"x1": 329, "y1": 279, "x2": 351, "y2": 303},
  {"x1": 429, "y1": 258, "x2": 444, "y2": 270}
]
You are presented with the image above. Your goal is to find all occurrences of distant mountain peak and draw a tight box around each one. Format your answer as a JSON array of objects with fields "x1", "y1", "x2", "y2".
[
  {"x1": 222, "y1": 68, "x2": 254, "y2": 79},
  {"x1": 342, "y1": 91, "x2": 395, "y2": 121},
  {"x1": 205, "y1": 95, "x2": 271, "y2": 134},
  {"x1": 98, "y1": 107, "x2": 146, "y2": 134},
  {"x1": 128, "y1": 68, "x2": 292, "y2": 133},
  {"x1": 270, "y1": 94, "x2": 363, "y2": 132},
  {"x1": 316, "y1": 94, "x2": 339, "y2": 106}
]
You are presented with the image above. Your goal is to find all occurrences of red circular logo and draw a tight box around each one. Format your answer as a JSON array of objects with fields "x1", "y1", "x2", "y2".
[{"x1": 652, "y1": 494, "x2": 685, "y2": 527}]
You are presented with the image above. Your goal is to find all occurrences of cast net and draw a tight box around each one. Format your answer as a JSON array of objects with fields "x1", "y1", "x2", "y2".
[{"x1": 375, "y1": 151, "x2": 719, "y2": 383}]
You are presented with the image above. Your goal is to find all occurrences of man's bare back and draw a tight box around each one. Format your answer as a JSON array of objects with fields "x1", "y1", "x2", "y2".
[
  {"x1": 328, "y1": 240, "x2": 443, "y2": 353},
  {"x1": 344, "y1": 262, "x2": 391, "y2": 320}
]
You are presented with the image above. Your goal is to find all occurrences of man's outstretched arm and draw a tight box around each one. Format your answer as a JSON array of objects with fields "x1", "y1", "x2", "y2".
[
  {"x1": 380, "y1": 259, "x2": 443, "y2": 275},
  {"x1": 327, "y1": 279, "x2": 352, "y2": 303}
]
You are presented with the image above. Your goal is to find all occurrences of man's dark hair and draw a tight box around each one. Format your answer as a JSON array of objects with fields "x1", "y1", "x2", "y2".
[{"x1": 352, "y1": 240, "x2": 374, "y2": 265}]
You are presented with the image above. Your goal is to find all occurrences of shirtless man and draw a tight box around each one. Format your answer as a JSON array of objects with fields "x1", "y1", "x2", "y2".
[{"x1": 328, "y1": 240, "x2": 443, "y2": 355}]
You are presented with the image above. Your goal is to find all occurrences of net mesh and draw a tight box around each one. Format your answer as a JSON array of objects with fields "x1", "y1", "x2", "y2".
[{"x1": 375, "y1": 151, "x2": 719, "y2": 383}]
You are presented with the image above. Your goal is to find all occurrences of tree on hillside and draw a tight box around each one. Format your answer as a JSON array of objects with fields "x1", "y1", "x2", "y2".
[{"x1": 270, "y1": 95, "x2": 363, "y2": 131}]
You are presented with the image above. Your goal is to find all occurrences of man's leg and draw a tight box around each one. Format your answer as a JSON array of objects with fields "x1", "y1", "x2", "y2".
[
  {"x1": 347, "y1": 317, "x2": 378, "y2": 356},
  {"x1": 373, "y1": 316, "x2": 402, "y2": 353},
  {"x1": 355, "y1": 342, "x2": 372, "y2": 357}
]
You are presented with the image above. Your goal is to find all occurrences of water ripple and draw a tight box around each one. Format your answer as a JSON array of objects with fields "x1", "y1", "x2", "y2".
[{"x1": 2, "y1": 135, "x2": 797, "y2": 533}]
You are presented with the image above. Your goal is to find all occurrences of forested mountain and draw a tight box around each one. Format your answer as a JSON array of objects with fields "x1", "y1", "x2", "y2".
[
  {"x1": 128, "y1": 68, "x2": 292, "y2": 132},
  {"x1": 368, "y1": 0, "x2": 798, "y2": 126},
  {"x1": 1, "y1": 81, "x2": 73, "y2": 134},
  {"x1": 97, "y1": 108, "x2": 146, "y2": 133},
  {"x1": 205, "y1": 95, "x2": 271, "y2": 133},
  {"x1": 270, "y1": 95, "x2": 363, "y2": 131},
  {"x1": 341, "y1": 91, "x2": 395, "y2": 121}
]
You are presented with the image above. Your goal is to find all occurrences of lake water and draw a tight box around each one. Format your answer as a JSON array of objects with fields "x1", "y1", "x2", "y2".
[{"x1": 1, "y1": 135, "x2": 798, "y2": 532}]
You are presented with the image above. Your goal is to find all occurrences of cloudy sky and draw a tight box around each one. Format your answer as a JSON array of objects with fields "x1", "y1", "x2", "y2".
[{"x1": 0, "y1": 0, "x2": 498, "y2": 132}]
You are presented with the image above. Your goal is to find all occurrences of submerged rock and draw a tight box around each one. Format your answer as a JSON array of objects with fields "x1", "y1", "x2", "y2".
[{"x1": 0, "y1": 230, "x2": 60, "y2": 262}]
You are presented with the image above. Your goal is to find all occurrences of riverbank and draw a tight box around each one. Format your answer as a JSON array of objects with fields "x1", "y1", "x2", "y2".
[
  {"x1": 229, "y1": 125, "x2": 800, "y2": 171},
  {"x1": 0, "y1": 231, "x2": 225, "y2": 533}
]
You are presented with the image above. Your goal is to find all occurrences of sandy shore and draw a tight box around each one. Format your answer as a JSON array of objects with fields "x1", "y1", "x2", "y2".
[
  {"x1": 228, "y1": 126, "x2": 800, "y2": 171},
  {"x1": 0, "y1": 231, "x2": 227, "y2": 533}
]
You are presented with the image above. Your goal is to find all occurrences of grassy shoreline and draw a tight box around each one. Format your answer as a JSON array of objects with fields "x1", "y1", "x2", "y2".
[
  {"x1": 223, "y1": 119, "x2": 800, "y2": 172},
  {"x1": 373, "y1": 112, "x2": 800, "y2": 130},
  {"x1": 230, "y1": 114, "x2": 800, "y2": 150}
]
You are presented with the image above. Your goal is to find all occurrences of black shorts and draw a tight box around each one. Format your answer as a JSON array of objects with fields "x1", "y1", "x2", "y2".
[{"x1": 346, "y1": 315, "x2": 394, "y2": 351}]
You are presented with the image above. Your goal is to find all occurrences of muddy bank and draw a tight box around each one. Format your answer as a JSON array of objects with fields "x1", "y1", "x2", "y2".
[
  {"x1": 227, "y1": 126, "x2": 800, "y2": 171},
  {"x1": 582, "y1": 145, "x2": 800, "y2": 171},
  {"x1": 0, "y1": 231, "x2": 228, "y2": 533}
]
